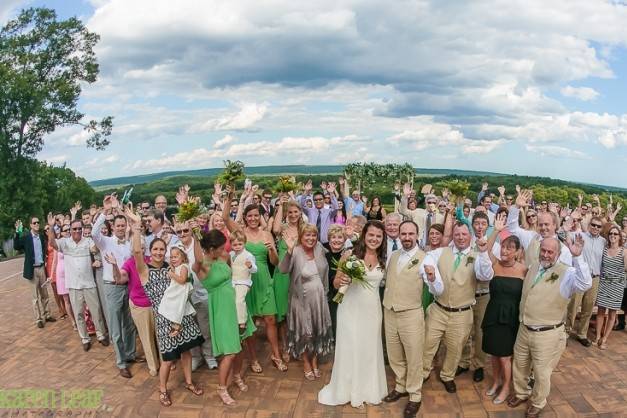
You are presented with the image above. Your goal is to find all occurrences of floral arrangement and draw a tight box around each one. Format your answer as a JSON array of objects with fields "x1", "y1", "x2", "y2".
[
  {"x1": 547, "y1": 272, "x2": 560, "y2": 283},
  {"x1": 465, "y1": 255, "x2": 475, "y2": 266},
  {"x1": 274, "y1": 175, "x2": 300, "y2": 194},
  {"x1": 439, "y1": 179, "x2": 470, "y2": 200},
  {"x1": 332, "y1": 255, "x2": 373, "y2": 303},
  {"x1": 217, "y1": 160, "x2": 245, "y2": 186}
]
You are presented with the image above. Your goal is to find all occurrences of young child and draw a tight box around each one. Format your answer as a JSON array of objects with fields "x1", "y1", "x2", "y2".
[
  {"x1": 229, "y1": 231, "x2": 257, "y2": 330},
  {"x1": 158, "y1": 245, "x2": 195, "y2": 337}
]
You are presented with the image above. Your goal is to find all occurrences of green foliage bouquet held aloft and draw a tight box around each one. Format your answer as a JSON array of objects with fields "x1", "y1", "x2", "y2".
[
  {"x1": 175, "y1": 185, "x2": 203, "y2": 239},
  {"x1": 440, "y1": 179, "x2": 471, "y2": 201},
  {"x1": 332, "y1": 255, "x2": 373, "y2": 303},
  {"x1": 216, "y1": 160, "x2": 245, "y2": 187},
  {"x1": 273, "y1": 176, "x2": 300, "y2": 194}
]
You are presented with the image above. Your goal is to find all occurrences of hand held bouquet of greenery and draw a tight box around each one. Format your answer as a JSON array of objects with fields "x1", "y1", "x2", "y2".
[
  {"x1": 332, "y1": 255, "x2": 372, "y2": 303},
  {"x1": 217, "y1": 160, "x2": 245, "y2": 187}
]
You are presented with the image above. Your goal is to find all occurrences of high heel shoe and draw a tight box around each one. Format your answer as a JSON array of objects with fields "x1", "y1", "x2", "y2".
[
  {"x1": 270, "y1": 356, "x2": 288, "y2": 372},
  {"x1": 217, "y1": 385, "x2": 236, "y2": 406},
  {"x1": 233, "y1": 374, "x2": 248, "y2": 392}
]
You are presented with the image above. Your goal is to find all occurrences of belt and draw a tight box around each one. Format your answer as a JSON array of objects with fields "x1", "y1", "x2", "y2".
[
  {"x1": 33, "y1": 264, "x2": 43, "y2": 268},
  {"x1": 475, "y1": 291, "x2": 490, "y2": 297},
  {"x1": 435, "y1": 300, "x2": 473, "y2": 312},
  {"x1": 524, "y1": 323, "x2": 564, "y2": 332}
]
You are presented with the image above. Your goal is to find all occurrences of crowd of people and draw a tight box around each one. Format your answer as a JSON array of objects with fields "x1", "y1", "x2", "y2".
[{"x1": 12, "y1": 177, "x2": 627, "y2": 418}]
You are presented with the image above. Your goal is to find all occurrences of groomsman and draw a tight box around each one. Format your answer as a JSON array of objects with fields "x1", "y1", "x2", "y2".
[
  {"x1": 420, "y1": 222, "x2": 490, "y2": 393},
  {"x1": 382, "y1": 221, "x2": 441, "y2": 418},
  {"x1": 507, "y1": 237, "x2": 591, "y2": 418}
]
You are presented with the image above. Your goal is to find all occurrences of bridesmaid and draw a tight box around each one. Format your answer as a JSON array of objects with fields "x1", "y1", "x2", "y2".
[
  {"x1": 279, "y1": 224, "x2": 334, "y2": 380},
  {"x1": 223, "y1": 192, "x2": 287, "y2": 373},
  {"x1": 193, "y1": 230, "x2": 256, "y2": 405},
  {"x1": 272, "y1": 196, "x2": 304, "y2": 362},
  {"x1": 475, "y1": 213, "x2": 526, "y2": 404}
]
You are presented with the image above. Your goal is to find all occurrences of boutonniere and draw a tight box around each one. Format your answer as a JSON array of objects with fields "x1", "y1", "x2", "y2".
[
  {"x1": 408, "y1": 258, "x2": 421, "y2": 269},
  {"x1": 547, "y1": 272, "x2": 559, "y2": 283},
  {"x1": 465, "y1": 256, "x2": 475, "y2": 266}
]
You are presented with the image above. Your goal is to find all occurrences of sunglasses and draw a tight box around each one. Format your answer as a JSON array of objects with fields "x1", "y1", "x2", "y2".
[
  {"x1": 608, "y1": 232, "x2": 620, "y2": 236},
  {"x1": 62, "y1": 229, "x2": 70, "y2": 232},
  {"x1": 527, "y1": 214, "x2": 537, "y2": 218},
  {"x1": 590, "y1": 223, "x2": 602, "y2": 228},
  {"x1": 175, "y1": 228, "x2": 190, "y2": 234},
  {"x1": 32, "y1": 221, "x2": 40, "y2": 224},
  {"x1": 141, "y1": 206, "x2": 150, "y2": 210},
  {"x1": 71, "y1": 227, "x2": 83, "y2": 231}
]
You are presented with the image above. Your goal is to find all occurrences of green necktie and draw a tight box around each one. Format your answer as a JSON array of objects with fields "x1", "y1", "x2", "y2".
[
  {"x1": 532, "y1": 269, "x2": 545, "y2": 287},
  {"x1": 453, "y1": 252, "x2": 462, "y2": 271}
]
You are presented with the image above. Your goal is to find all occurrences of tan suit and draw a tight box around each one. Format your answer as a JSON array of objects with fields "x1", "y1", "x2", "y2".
[
  {"x1": 512, "y1": 262, "x2": 570, "y2": 409},
  {"x1": 383, "y1": 248, "x2": 427, "y2": 402},
  {"x1": 422, "y1": 247, "x2": 477, "y2": 382}
]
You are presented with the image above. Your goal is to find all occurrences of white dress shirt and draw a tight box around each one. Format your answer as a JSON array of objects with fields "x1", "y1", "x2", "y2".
[
  {"x1": 92, "y1": 214, "x2": 132, "y2": 283},
  {"x1": 56, "y1": 237, "x2": 96, "y2": 289}
]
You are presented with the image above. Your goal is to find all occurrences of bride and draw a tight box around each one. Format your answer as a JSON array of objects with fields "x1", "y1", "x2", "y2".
[{"x1": 318, "y1": 220, "x2": 388, "y2": 408}]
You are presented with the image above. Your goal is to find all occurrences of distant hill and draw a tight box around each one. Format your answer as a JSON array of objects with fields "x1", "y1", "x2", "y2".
[{"x1": 90, "y1": 165, "x2": 507, "y2": 189}]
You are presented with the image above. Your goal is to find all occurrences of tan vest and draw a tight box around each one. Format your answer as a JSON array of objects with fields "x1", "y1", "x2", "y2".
[
  {"x1": 231, "y1": 252, "x2": 250, "y2": 281},
  {"x1": 519, "y1": 261, "x2": 570, "y2": 326},
  {"x1": 383, "y1": 248, "x2": 426, "y2": 311},
  {"x1": 435, "y1": 247, "x2": 477, "y2": 308}
]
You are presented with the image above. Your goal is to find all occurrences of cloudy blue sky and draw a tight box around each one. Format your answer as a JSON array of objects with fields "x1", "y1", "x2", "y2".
[{"x1": 3, "y1": 0, "x2": 627, "y2": 187}]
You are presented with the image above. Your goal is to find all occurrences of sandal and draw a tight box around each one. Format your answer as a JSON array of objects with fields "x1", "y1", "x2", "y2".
[
  {"x1": 60, "y1": 314, "x2": 68, "y2": 320},
  {"x1": 271, "y1": 356, "x2": 288, "y2": 372},
  {"x1": 217, "y1": 385, "x2": 235, "y2": 406},
  {"x1": 281, "y1": 351, "x2": 291, "y2": 364},
  {"x1": 599, "y1": 339, "x2": 608, "y2": 350},
  {"x1": 304, "y1": 370, "x2": 315, "y2": 381},
  {"x1": 313, "y1": 368, "x2": 321, "y2": 379},
  {"x1": 233, "y1": 374, "x2": 248, "y2": 392},
  {"x1": 159, "y1": 390, "x2": 172, "y2": 407},
  {"x1": 250, "y1": 360, "x2": 263, "y2": 374},
  {"x1": 184, "y1": 383, "x2": 203, "y2": 396}
]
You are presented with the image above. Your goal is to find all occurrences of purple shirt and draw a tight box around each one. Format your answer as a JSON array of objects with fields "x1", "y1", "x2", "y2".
[
  {"x1": 299, "y1": 194, "x2": 338, "y2": 244},
  {"x1": 121, "y1": 256, "x2": 152, "y2": 308}
]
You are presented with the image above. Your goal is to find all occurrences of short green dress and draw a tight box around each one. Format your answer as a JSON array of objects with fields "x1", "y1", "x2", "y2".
[
  {"x1": 246, "y1": 241, "x2": 278, "y2": 316},
  {"x1": 273, "y1": 239, "x2": 290, "y2": 322},
  {"x1": 201, "y1": 260, "x2": 255, "y2": 357}
]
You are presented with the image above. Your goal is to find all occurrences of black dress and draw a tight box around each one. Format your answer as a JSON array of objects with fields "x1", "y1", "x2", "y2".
[
  {"x1": 324, "y1": 244, "x2": 342, "y2": 336},
  {"x1": 481, "y1": 276, "x2": 523, "y2": 357}
]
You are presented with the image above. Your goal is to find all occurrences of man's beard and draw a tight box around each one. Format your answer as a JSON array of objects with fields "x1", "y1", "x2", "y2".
[{"x1": 540, "y1": 260, "x2": 554, "y2": 269}]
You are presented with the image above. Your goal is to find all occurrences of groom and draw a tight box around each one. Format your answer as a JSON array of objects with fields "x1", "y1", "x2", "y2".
[{"x1": 382, "y1": 221, "x2": 441, "y2": 418}]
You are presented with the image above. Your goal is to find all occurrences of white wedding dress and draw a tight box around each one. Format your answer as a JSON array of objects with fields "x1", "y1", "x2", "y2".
[{"x1": 318, "y1": 265, "x2": 387, "y2": 407}]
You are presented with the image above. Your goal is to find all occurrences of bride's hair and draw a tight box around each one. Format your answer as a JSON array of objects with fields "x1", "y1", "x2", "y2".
[{"x1": 353, "y1": 220, "x2": 387, "y2": 269}]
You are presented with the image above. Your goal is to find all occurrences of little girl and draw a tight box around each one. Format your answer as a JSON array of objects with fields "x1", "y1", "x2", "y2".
[
  {"x1": 158, "y1": 245, "x2": 195, "y2": 337},
  {"x1": 229, "y1": 230, "x2": 257, "y2": 329}
]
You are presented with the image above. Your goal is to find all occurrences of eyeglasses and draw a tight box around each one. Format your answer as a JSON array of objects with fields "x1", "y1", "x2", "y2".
[
  {"x1": 590, "y1": 223, "x2": 602, "y2": 228},
  {"x1": 62, "y1": 229, "x2": 70, "y2": 233},
  {"x1": 175, "y1": 228, "x2": 190, "y2": 234},
  {"x1": 608, "y1": 232, "x2": 620, "y2": 236},
  {"x1": 141, "y1": 205, "x2": 150, "y2": 210},
  {"x1": 572, "y1": 218, "x2": 582, "y2": 222},
  {"x1": 263, "y1": 196, "x2": 271, "y2": 200},
  {"x1": 71, "y1": 227, "x2": 83, "y2": 231}
]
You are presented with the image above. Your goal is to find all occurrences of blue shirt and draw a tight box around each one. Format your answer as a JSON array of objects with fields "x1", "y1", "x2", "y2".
[
  {"x1": 32, "y1": 233, "x2": 43, "y2": 265},
  {"x1": 343, "y1": 197, "x2": 365, "y2": 217}
]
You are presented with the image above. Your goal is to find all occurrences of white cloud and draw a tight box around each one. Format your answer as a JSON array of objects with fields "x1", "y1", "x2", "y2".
[
  {"x1": 598, "y1": 129, "x2": 627, "y2": 148},
  {"x1": 525, "y1": 144, "x2": 590, "y2": 159},
  {"x1": 560, "y1": 85, "x2": 600, "y2": 101},
  {"x1": 213, "y1": 134, "x2": 237, "y2": 148},
  {"x1": 189, "y1": 103, "x2": 268, "y2": 133}
]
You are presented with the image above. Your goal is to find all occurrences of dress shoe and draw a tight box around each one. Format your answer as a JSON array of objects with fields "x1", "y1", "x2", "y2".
[
  {"x1": 119, "y1": 368, "x2": 132, "y2": 379},
  {"x1": 613, "y1": 322, "x2": 625, "y2": 331},
  {"x1": 403, "y1": 401, "x2": 421, "y2": 418},
  {"x1": 37, "y1": 321, "x2": 44, "y2": 329},
  {"x1": 507, "y1": 395, "x2": 527, "y2": 408},
  {"x1": 455, "y1": 366, "x2": 469, "y2": 376},
  {"x1": 441, "y1": 380, "x2": 456, "y2": 393},
  {"x1": 127, "y1": 357, "x2": 146, "y2": 363},
  {"x1": 473, "y1": 368, "x2": 484, "y2": 382},
  {"x1": 45, "y1": 317, "x2": 56, "y2": 323},
  {"x1": 383, "y1": 390, "x2": 409, "y2": 403},
  {"x1": 98, "y1": 338, "x2": 110, "y2": 347},
  {"x1": 526, "y1": 405, "x2": 542, "y2": 418},
  {"x1": 576, "y1": 337, "x2": 591, "y2": 347},
  {"x1": 82, "y1": 342, "x2": 92, "y2": 352}
]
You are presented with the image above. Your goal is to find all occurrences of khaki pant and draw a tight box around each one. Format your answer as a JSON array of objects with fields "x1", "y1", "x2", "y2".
[
  {"x1": 129, "y1": 300, "x2": 160, "y2": 373},
  {"x1": 566, "y1": 276, "x2": 600, "y2": 339},
  {"x1": 69, "y1": 287, "x2": 106, "y2": 344},
  {"x1": 235, "y1": 284, "x2": 250, "y2": 325},
  {"x1": 385, "y1": 308, "x2": 425, "y2": 402},
  {"x1": 460, "y1": 293, "x2": 489, "y2": 369},
  {"x1": 29, "y1": 266, "x2": 50, "y2": 323},
  {"x1": 512, "y1": 325, "x2": 567, "y2": 409},
  {"x1": 422, "y1": 303, "x2": 473, "y2": 382}
]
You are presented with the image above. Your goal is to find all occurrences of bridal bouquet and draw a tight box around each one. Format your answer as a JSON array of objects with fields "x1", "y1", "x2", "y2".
[
  {"x1": 273, "y1": 175, "x2": 300, "y2": 194},
  {"x1": 217, "y1": 160, "x2": 245, "y2": 186},
  {"x1": 332, "y1": 255, "x2": 372, "y2": 303}
]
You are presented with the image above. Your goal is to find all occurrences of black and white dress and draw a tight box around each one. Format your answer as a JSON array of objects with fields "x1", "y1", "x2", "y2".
[
  {"x1": 143, "y1": 263, "x2": 204, "y2": 361},
  {"x1": 596, "y1": 248, "x2": 625, "y2": 310}
]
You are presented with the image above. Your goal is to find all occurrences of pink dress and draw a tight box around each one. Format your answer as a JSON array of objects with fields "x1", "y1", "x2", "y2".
[{"x1": 55, "y1": 252, "x2": 68, "y2": 295}]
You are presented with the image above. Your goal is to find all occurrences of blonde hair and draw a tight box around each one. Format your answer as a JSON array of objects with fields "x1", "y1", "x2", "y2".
[
  {"x1": 327, "y1": 224, "x2": 345, "y2": 241},
  {"x1": 299, "y1": 224, "x2": 319, "y2": 244},
  {"x1": 170, "y1": 246, "x2": 189, "y2": 264},
  {"x1": 230, "y1": 229, "x2": 247, "y2": 244}
]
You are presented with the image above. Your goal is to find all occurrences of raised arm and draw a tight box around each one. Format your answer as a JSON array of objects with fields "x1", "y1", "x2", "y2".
[
  {"x1": 125, "y1": 207, "x2": 148, "y2": 284},
  {"x1": 46, "y1": 213, "x2": 59, "y2": 251},
  {"x1": 272, "y1": 195, "x2": 287, "y2": 236},
  {"x1": 192, "y1": 237, "x2": 208, "y2": 278},
  {"x1": 222, "y1": 192, "x2": 242, "y2": 233}
]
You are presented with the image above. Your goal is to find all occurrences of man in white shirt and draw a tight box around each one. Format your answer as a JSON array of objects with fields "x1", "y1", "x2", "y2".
[
  {"x1": 47, "y1": 217, "x2": 108, "y2": 352},
  {"x1": 399, "y1": 184, "x2": 444, "y2": 248},
  {"x1": 92, "y1": 195, "x2": 137, "y2": 378}
]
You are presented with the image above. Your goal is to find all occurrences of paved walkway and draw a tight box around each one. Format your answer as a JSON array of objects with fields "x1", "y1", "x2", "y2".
[{"x1": 1, "y1": 257, "x2": 626, "y2": 417}]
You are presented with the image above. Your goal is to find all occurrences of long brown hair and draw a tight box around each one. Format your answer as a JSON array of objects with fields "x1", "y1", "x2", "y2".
[{"x1": 352, "y1": 220, "x2": 387, "y2": 269}]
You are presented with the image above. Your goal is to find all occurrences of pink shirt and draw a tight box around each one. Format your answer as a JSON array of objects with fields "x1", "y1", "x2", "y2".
[{"x1": 122, "y1": 257, "x2": 152, "y2": 308}]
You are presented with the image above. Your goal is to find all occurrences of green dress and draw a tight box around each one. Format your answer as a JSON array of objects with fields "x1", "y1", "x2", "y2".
[
  {"x1": 201, "y1": 260, "x2": 255, "y2": 357},
  {"x1": 246, "y1": 242, "x2": 278, "y2": 316},
  {"x1": 273, "y1": 239, "x2": 290, "y2": 322}
]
